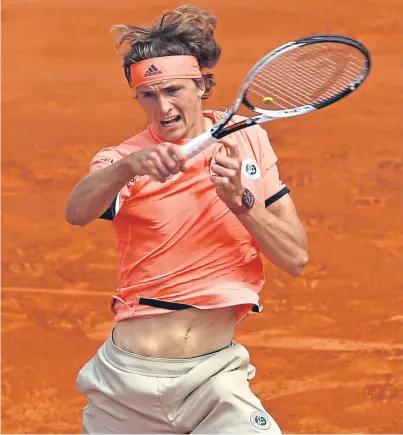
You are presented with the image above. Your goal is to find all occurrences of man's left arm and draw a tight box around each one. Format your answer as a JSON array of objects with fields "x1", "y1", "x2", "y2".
[
  {"x1": 234, "y1": 194, "x2": 308, "y2": 276},
  {"x1": 210, "y1": 138, "x2": 308, "y2": 276}
]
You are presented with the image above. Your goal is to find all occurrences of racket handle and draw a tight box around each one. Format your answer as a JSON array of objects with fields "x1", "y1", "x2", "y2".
[{"x1": 182, "y1": 130, "x2": 218, "y2": 160}]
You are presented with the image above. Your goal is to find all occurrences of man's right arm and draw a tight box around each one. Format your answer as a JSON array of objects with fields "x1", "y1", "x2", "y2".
[
  {"x1": 65, "y1": 157, "x2": 135, "y2": 227},
  {"x1": 65, "y1": 143, "x2": 188, "y2": 227}
]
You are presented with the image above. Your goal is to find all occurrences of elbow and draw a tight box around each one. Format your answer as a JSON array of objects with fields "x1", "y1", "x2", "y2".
[
  {"x1": 65, "y1": 201, "x2": 89, "y2": 227},
  {"x1": 66, "y1": 218, "x2": 88, "y2": 227},
  {"x1": 65, "y1": 211, "x2": 87, "y2": 227},
  {"x1": 288, "y1": 235, "x2": 309, "y2": 276},
  {"x1": 287, "y1": 251, "x2": 309, "y2": 276}
]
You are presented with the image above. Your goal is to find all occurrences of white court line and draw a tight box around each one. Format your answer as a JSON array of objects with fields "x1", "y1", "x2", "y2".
[{"x1": 1, "y1": 287, "x2": 111, "y2": 296}]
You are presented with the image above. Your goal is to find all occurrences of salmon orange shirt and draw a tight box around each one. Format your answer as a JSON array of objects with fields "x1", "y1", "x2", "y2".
[{"x1": 89, "y1": 110, "x2": 289, "y2": 323}]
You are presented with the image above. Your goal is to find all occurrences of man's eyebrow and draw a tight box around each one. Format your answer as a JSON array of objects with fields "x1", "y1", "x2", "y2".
[{"x1": 140, "y1": 82, "x2": 183, "y2": 92}]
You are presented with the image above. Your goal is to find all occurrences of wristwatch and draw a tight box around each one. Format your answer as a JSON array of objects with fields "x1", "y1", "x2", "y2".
[{"x1": 229, "y1": 188, "x2": 255, "y2": 215}]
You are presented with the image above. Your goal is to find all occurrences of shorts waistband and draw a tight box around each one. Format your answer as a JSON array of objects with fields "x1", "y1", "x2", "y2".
[{"x1": 102, "y1": 331, "x2": 234, "y2": 377}]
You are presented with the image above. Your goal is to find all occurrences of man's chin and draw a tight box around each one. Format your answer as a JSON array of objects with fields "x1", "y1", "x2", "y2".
[{"x1": 157, "y1": 127, "x2": 185, "y2": 143}]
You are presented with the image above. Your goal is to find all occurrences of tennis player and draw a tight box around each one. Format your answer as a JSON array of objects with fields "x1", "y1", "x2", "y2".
[{"x1": 65, "y1": 5, "x2": 308, "y2": 434}]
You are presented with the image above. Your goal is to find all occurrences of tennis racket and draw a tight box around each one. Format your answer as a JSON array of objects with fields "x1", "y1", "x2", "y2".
[{"x1": 182, "y1": 34, "x2": 371, "y2": 160}]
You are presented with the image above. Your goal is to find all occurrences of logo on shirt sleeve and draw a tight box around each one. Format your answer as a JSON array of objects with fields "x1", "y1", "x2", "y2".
[{"x1": 241, "y1": 159, "x2": 261, "y2": 180}]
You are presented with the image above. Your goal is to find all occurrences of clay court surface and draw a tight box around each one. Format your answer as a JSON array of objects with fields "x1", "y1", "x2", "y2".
[{"x1": 2, "y1": 0, "x2": 402, "y2": 433}]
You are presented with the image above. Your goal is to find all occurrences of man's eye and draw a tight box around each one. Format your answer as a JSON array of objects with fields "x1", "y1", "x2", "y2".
[{"x1": 167, "y1": 87, "x2": 179, "y2": 95}]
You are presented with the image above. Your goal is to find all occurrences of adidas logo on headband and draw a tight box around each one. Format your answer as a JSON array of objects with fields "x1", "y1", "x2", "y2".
[{"x1": 144, "y1": 64, "x2": 162, "y2": 77}]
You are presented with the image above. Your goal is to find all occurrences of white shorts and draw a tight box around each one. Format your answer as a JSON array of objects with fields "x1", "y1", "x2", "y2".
[{"x1": 76, "y1": 332, "x2": 282, "y2": 434}]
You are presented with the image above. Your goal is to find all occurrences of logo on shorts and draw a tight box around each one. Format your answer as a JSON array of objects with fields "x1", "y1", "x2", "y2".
[
  {"x1": 144, "y1": 64, "x2": 162, "y2": 77},
  {"x1": 100, "y1": 156, "x2": 114, "y2": 164},
  {"x1": 242, "y1": 159, "x2": 261, "y2": 180},
  {"x1": 250, "y1": 411, "x2": 271, "y2": 430}
]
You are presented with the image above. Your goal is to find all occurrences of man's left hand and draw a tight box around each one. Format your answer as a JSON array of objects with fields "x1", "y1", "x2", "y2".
[{"x1": 209, "y1": 141, "x2": 244, "y2": 209}]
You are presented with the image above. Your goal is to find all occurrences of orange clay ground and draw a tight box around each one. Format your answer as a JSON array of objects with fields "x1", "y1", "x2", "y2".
[{"x1": 2, "y1": 0, "x2": 402, "y2": 433}]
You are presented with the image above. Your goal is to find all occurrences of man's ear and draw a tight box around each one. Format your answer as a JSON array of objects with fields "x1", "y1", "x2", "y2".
[{"x1": 196, "y1": 80, "x2": 205, "y2": 98}]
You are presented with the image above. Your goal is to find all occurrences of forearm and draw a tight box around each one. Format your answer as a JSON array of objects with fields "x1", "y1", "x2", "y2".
[
  {"x1": 65, "y1": 158, "x2": 134, "y2": 226},
  {"x1": 236, "y1": 201, "x2": 308, "y2": 275}
]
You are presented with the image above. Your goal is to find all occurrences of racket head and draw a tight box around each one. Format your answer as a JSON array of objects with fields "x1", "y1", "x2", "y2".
[{"x1": 237, "y1": 35, "x2": 371, "y2": 118}]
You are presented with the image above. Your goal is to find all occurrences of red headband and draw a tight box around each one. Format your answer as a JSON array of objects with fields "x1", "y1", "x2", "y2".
[{"x1": 129, "y1": 55, "x2": 202, "y2": 89}]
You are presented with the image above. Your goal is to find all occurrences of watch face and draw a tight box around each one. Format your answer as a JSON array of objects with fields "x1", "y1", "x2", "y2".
[{"x1": 243, "y1": 189, "x2": 255, "y2": 209}]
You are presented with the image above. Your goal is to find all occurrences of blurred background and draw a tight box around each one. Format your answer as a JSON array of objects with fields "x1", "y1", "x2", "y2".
[{"x1": 2, "y1": 0, "x2": 402, "y2": 433}]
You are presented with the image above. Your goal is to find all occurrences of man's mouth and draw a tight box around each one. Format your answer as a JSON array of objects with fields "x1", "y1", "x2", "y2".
[{"x1": 160, "y1": 115, "x2": 181, "y2": 127}]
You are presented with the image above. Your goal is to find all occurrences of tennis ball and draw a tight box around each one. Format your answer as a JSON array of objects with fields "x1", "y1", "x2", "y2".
[{"x1": 262, "y1": 97, "x2": 274, "y2": 103}]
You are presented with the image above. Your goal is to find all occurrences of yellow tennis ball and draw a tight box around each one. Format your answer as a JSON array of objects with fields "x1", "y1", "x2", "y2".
[{"x1": 262, "y1": 97, "x2": 274, "y2": 103}]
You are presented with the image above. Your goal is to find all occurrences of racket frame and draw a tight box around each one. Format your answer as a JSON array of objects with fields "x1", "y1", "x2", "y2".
[{"x1": 183, "y1": 34, "x2": 371, "y2": 159}]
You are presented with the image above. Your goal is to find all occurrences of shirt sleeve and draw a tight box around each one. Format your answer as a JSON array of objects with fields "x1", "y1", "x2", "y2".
[
  {"x1": 89, "y1": 147, "x2": 136, "y2": 220},
  {"x1": 256, "y1": 127, "x2": 290, "y2": 205}
]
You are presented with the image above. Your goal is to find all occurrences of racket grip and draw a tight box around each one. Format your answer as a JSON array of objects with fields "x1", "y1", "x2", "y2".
[{"x1": 182, "y1": 130, "x2": 218, "y2": 160}]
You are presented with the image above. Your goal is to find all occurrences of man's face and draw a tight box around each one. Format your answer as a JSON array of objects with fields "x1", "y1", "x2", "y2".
[{"x1": 137, "y1": 79, "x2": 205, "y2": 142}]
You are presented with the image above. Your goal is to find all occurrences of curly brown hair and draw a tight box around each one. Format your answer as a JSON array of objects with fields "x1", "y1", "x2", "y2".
[{"x1": 111, "y1": 5, "x2": 221, "y2": 99}]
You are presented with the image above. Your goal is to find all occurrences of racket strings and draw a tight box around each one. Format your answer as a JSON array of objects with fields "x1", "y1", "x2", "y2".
[
  {"x1": 258, "y1": 45, "x2": 365, "y2": 100},
  {"x1": 262, "y1": 52, "x2": 362, "y2": 101},
  {"x1": 247, "y1": 43, "x2": 367, "y2": 110},
  {"x1": 260, "y1": 53, "x2": 361, "y2": 98},
  {"x1": 254, "y1": 55, "x2": 363, "y2": 108},
  {"x1": 251, "y1": 52, "x2": 365, "y2": 108},
  {"x1": 253, "y1": 61, "x2": 345, "y2": 108}
]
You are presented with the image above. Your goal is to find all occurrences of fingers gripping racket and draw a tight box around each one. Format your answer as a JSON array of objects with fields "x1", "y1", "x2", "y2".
[{"x1": 182, "y1": 34, "x2": 371, "y2": 160}]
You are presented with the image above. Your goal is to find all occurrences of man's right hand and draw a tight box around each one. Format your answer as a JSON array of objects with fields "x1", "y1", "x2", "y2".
[{"x1": 129, "y1": 143, "x2": 188, "y2": 183}]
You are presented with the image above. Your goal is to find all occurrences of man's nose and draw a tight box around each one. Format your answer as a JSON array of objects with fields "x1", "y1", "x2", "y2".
[{"x1": 157, "y1": 96, "x2": 172, "y2": 115}]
